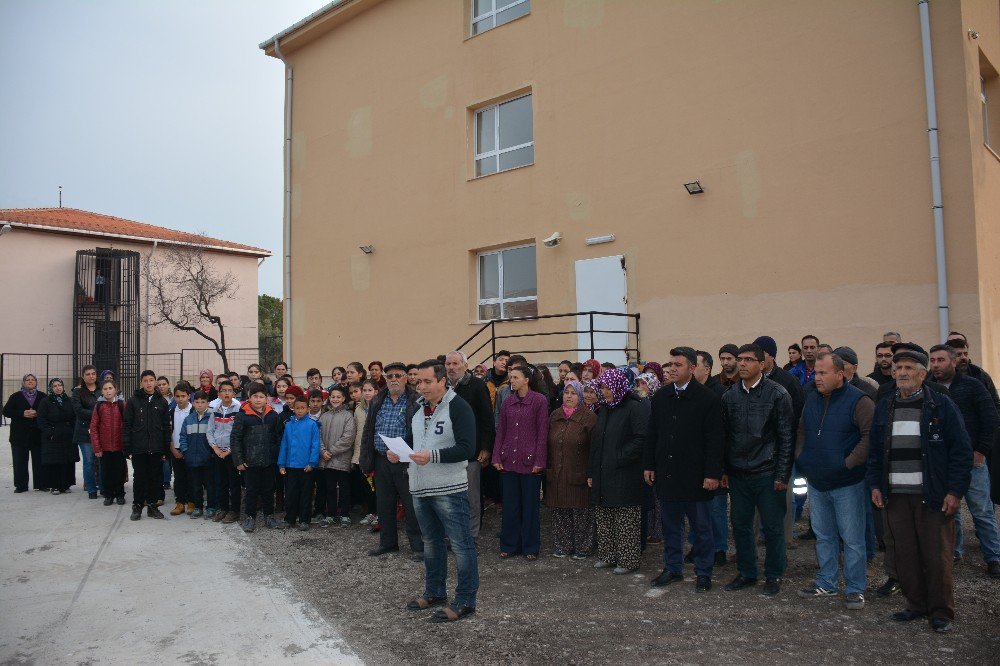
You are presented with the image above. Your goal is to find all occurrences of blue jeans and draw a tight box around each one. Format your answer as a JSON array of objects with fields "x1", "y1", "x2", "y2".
[
  {"x1": 162, "y1": 459, "x2": 171, "y2": 486},
  {"x1": 77, "y1": 443, "x2": 102, "y2": 493},
  {"x1": 663, "y1": 500, "x2": 714, "y2": 577},
  {"x1": 864, "y1": 499, "x2": 878, "y2": 560},
  {"x1": 413, "y1": 491, "x2": 479, "y2": 610},
  {"x1": 729, "y1": 474, "x2": 787, "y2": 580},
  {"x1": 688, "y1": 493, "x2": 729, "y2": 553},
  {"x1": 954, "y1": 464, "x2": 1000, "y2": 563},
  {"x1": 500, "y1": 472, "x2": 542, "y2": 556},
  {"x1": 808, "y1": 480, "x2": 867, "y2": 595}
]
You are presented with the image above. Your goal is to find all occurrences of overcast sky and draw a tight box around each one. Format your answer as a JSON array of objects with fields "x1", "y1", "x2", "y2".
[{"x1": 0, "y1": 0, "x2": 326, "y2": 296}]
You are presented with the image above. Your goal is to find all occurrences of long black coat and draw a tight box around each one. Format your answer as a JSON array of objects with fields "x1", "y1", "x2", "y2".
[
  {"x1": 644, "y1": 381, "x2": 725, "y2": 502},
  {"x1": 3, "y1": 391, "x2": 46, "y2": 449},
  {"x1": 123, "y1": 389, "x2": 171, "y2": 455},
  {"x1": 37, "y1": 395, "x2": 79, "y2": 465},
  {"x1": 588, "y1": 395, "x2": 647, "y2": 507},
  {"x1": 71, "y1": 385, "x2": 100, "y2": 444}
]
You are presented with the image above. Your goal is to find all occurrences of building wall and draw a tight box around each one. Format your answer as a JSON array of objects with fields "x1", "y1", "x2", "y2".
[
  {"x1": 281, "y1": 0, "x2": 997, "y2": 374},
  {"x1": 0, "y1": 229, "x2": 260, "y2": 382}
]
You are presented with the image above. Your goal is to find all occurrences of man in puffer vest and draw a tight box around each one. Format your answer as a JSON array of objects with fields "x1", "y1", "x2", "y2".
[
  {"x1": 794, "y1": 352, "x2": 874, "y2": 611},
  {"x1": 400, "y1": 359, "x2": 478, "y2": 623}
]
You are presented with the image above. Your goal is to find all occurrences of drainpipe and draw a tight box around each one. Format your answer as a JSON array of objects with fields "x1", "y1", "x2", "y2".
[
  {"x1": 918, "y1": 0, "x2": 949, "y2": 342},
  {"x1": 144, "y1": 239, "x2": 158, "y2": 369},
  {"x1": 274, "y1": 37, "x2": 294, "y2": 370}
]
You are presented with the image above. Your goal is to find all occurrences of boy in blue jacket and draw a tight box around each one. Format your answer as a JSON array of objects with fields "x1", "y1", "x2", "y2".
[
  {"x1": 279, "y1": 395, "x2": 321, "y2": 530},
  {"x1": 179, "y1": 391, "x2": 215, "y2": 518}
]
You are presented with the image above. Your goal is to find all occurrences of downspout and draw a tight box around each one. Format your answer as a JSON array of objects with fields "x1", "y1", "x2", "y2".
[
  {"x1": 144, "y1": 239, "x2": 158, "y2": 369},
  {"x1": 918, "y1": 0, "x2": 950, "y2": 342},
  {"x1": 274, "y1": 38, "x2": 294, "y2": 370}
]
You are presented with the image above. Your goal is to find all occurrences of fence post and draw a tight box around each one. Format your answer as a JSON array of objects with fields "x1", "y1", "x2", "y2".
[
  {"x1": 0, "y1": 354, "x2": 4, "y2": 424},
  {"x1": 490, "y1": 321, "x2": 496, "y2": 364},
  {"x1": 589, "y1": 312, "x2": 595, "y2": 359},
  {"x1": 179, "y1": 350, "x2": 185, "y2": 384}
]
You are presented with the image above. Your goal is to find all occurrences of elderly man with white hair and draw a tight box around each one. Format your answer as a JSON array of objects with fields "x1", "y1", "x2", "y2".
[{"x1": 444, "y1": 351, "x2": 495, "y2": 544}]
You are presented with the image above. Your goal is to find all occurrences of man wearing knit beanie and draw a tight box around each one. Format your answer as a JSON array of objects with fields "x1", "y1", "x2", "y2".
[{"x1": 715, "y1": 344, "x2": 740, "y2": 389}]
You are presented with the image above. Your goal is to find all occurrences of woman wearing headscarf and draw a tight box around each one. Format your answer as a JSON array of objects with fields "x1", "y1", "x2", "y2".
[
  {"x1": 581, "y1": 359, "x2": 602, "y2": 382},
  {"x1": 582, "y1": 380, "x2": 601, "y2": 413},
  {"x1": 633, "y1": 372, "x2": 663, "y2": 546},
  {"x1": 3, "y1": 374, "x2": 47, "y2": 492},
  {"x1": 587, "y1": 368, "x2": 648, "y2": 574},
  {"x1": 642, "y1": 362, "x2": 666, "y2": 387},
  {"x1": 37, "y1": 379, "x2": 79, "y2": 494},
  {"x1": 198, "y1": 370, "x2": 219, "y2": 401},
  {"x1": 546, "y1": 380, "x2": 598, "y2": 558}
]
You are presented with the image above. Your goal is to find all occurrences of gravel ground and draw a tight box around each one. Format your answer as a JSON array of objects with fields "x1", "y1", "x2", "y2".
[{"x1": 243, "y1": 505, "x2": 998, "y2": 665}]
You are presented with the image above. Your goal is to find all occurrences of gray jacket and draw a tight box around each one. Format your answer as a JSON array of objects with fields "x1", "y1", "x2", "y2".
[{"x1": 318, "y1": 405, "x2": 357, "y2": 471}]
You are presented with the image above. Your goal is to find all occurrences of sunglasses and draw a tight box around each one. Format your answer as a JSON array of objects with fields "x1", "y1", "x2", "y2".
[{"x1": 385, "y1": 373, "x2": 406, "y2": 379}]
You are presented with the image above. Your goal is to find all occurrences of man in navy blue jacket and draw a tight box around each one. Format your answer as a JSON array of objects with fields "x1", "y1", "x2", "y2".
[{"x1": 868, "y1": 348, "x2": 972, "y2": 634}]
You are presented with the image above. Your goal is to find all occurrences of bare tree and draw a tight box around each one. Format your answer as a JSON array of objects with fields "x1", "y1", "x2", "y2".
[{"x1": 146, "y1": 244, "x2": 238, "y2": 373}]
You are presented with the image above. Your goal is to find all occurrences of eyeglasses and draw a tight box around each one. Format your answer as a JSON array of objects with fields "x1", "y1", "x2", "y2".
[{"x1": 385, "y1": 373, "x2": 405, "y2": 379}]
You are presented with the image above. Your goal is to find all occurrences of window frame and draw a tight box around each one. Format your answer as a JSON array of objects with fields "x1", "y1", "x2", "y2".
[
  {"x1": 471, "y1": 0, "x2": 530, "y2": 36},
  {"x1": 474, "y1": 93, "x2": 534, "y2": 178},
  {"x1": 476, "y1": 243, "x2": 538, "y2": 321}
]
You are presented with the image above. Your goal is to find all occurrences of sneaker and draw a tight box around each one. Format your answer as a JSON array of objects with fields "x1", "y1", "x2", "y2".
[
  {"x1": 593, "y1": 560, "x2": 614, "y2": 569},
  {"x1": 88, "y1": 492, "x2": 98, "y2": 500},
  {"x1": 571, "y1": 552, "x2": 589, "y2": 560},
  {"x1": 212, "y1": 510, "x2": 226, "y2": 523},
  {"x1": 170, "y1": 502, "x2": 185, "y2": 516},
  {"x1": 51, "y1": 489, "x2": 61, "y2": 495},
  {"x1": 130, "y1": 504, "x2": 143, "y2": 521},
  {"x1": 370, "y1": 518, "x2": 381, "y2": 532},
  {"x1": 891, "y1": 609, "x2": 926, "y2": 622},
  {"x1": 242, "y1": 516, "x2": 256, "y2": 532},
  {"x1": 163, "y1": 483, "x2": 171, "y2": 490},
  {"x1": 613, "y1": 566, "x2": 637, "y2": 575},
  {"x1": 845, "y1": 592, "x2": 865, "y2": 610},
  {"x1": 298, "y1": 522, "x2": 310, "y2": 531},
  {"x1": 798, "y1": 586, "x2": 837, "y2": 599},
  {"x1": 553, "y1": 551, "x2": 568, "y2": 558},
  {"x1": 115, "y1": 495, "x2": 126, "y2": 505},
  {"x1": 190, "y1": 508, "x2": 203, "y2": 519},
  {"x1": 876, "y1": 578, "x2": 901, "y2": 598},
  {"x1": 265, "y1": 515, "x2": 282, "y2": 529},
  {"x1": 222, "y1": 511, "x2": 239, "y2": 524},
  {"x1": 147, "y1": 505, "x2": 165, "y2": 519},
  {"x1": 762, "y1": 578, "x2": 781, "y2": 596},
  {"x1": 930, "y1": 617, "x2": 952, "y2": 633},
  {"x1": 340, "y1": 516, "x2": 351, "y2": 528},
  {"x1": 204, "y1": 508, "x2": 217, "y2": 519},
  {"x1": 359, "y1": 513, "x2": 374, "y2": 526}
]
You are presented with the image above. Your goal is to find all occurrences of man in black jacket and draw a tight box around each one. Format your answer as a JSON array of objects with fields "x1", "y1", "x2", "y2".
[
  {"x1": 946, "y1": 334, "x2": 1000, "y2": 412},
  {"x1": 930, "y1": 344, "x2": 1000, "y2": 577},
  {"x1": 446, "y1": 351, "x2": 495, "y2": 543},
  {"x1": 123, "y1": 370, "x2": 170, "y2": 520},
  {"x1": 359, "y1": 361, "x2": 423, "y2": 559},
  {"x1": 645, "y1": 347, "x2": 724, "y2": 592},
  {"x1": 868, "y1": 342, "x2": 895, "y2": 385},
  {"x1": 721, "y1": 344, "x2": 795, "y2": 597}
]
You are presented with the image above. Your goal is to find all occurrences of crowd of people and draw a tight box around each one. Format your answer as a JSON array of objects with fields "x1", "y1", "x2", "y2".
[{"x1": 4, "y1": 330, "x2": 998, "y2": 630}]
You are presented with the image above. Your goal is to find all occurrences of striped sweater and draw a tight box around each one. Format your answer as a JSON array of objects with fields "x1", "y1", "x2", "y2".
[{"x1": 888, "y1": 392, "x2": 924, "y2": 494}]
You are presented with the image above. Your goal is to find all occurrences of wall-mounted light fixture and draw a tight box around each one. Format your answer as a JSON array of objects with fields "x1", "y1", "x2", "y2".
[
  {"x1": 684, "y1": 181, "x2": 705, "y2": 195},
  {"x1": 585, "y1": 234, "x2": 615, "y2": 246},
  {"x1": 359, "y1": 245, "x2": 375, "y2": 255}
]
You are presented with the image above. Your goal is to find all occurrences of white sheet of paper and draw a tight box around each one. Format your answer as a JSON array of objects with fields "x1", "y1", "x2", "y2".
[{"x1": 379, "y1": 435, "x2": 414, "y2": 462}]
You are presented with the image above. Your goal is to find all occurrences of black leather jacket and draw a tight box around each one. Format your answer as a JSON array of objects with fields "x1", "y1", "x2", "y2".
[{"x1": 721, "y1": 377, "x2": 795, "y2": 483}]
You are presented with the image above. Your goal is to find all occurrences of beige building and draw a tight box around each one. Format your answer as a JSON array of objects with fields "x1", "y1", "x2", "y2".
[
  {"x1": 261, "y1": 0, "x2": 999, "y2": 375},
  {"x1": 0, "y1": 208, "x2": 268, "y2": 393}
]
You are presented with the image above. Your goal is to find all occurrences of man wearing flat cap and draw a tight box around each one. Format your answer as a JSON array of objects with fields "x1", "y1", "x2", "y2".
[
  {"x1": 833, "y1": 346, "x2": 878, "y2": 401},
  {"x1": 867, "y1": 347, "x2": 972, "y2": 633}
]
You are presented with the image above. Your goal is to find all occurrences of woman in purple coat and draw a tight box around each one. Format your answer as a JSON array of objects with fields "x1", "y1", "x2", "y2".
[{"x1": 492, "y1": 365, "x2": 549, "y2": 560}]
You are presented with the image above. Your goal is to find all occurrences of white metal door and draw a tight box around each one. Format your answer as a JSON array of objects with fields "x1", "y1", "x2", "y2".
[{"x1": 575, "y1": 256, "x2": 627, "y2": 365}]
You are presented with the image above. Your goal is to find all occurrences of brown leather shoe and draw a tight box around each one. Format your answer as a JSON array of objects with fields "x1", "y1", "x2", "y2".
[
  {"x1": 222, "y1": 511, "x2": 239, "y2": 524},
  {"x1": 170, "y1": 502, "x2": 185, "y2": 516},
  {"x1": 186, "y1": 502, "x2": 195, "y2": 514},
  {"x1": 212, "y1": 510, "x2": 226, "y2": 522}
]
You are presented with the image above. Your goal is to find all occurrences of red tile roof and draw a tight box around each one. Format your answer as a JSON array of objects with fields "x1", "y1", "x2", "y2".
[{"x1": 0, "y1": 207, "x2": 270, "y2": 257}]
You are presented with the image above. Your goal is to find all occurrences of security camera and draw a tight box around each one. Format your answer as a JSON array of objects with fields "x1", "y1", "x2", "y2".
[
  {"x1": 542, "y1": 232, "x2": 562, "y2": 247},
  {"x1": 0, "y1": 223, "x2": 11, "y2": 237}
]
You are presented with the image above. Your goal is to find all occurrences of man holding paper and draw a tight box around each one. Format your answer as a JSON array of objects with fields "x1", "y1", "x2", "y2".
[
  {"x1": 359, "y1": 361, "x2": 423, "y2": 559},
  {"x1": 405, "y1": 359, "x2": 479, "y2": 622}
]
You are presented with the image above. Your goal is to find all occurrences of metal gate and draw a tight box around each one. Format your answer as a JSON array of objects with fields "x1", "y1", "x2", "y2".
[{"x1": 72, "y1": 248, "x2": 142, "y2": 396}]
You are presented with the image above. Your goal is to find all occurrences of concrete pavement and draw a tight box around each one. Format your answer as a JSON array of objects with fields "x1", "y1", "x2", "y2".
[{"x1": 0, "y1": 425, "x2": 360, "y2": 665}]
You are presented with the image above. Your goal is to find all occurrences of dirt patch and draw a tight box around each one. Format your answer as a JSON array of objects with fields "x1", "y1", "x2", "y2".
[{"x1": 244, "y1": 508, "x2": 998, "y2": 665}]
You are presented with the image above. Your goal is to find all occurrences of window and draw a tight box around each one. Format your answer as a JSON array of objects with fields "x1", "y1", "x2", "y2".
[
  {"x1": 475, "y1": 94, "x2": 533, "y2": 177},
  {"x1": 471, "y1": 0, "x2": 529, "y2": 36},
  {"x1": 477, "y1": 244, "x2": 537, "y2": 320}
]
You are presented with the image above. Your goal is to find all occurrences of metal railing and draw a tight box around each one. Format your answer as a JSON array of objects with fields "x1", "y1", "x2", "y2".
[{"x1": 455, "y1": 311, "x2": 640, "y2": 367}]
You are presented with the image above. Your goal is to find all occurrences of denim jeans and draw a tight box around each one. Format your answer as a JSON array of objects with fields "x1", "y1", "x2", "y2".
[
  {"x1": 162, "y1": 459, "x2": 171, "y2": 486},
  {"x1": 688, "y1": 493, "x2": 729, "y2": 553},
  {"x1": 413, "y1": 491, "x2": 479, "y2": 610},
  {"x1": 954, "y1": 463, "x2": 1000, "y2": 563},
  {"x1": 807, "y1": 480, "x2": 867, "y2": 595},
  {"x1": 729, "y1": 474, "x2": 787, "y2": 580},
  {"x1": 864, "y1": 499, "x2": 878, "y2": 560},
  {"x1": 663, "y1": 500, "x2": 714, "y2": 577},
  {"x1": 77, "y1": 443, "x2": 102, "y2": 494}
]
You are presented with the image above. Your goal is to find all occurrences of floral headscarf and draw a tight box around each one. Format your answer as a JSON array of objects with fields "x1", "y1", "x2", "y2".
[
  {"x1": 596, "y1": 368, "x2": 631, "y2": 409},
  {"x1": 642, "y1": 361, "x2": 665, "y2": 385},
  {"x1": 581, "y1": 380, "x2": 601, "y2": 413},
  {"x1": 20, "y1": 374, "x2": 38, "y2": 405},
  {"x1": 48, "y1": 378, "x2": 66, "y2": 406},
  {"x1": 636, "y1": 372, "x2": 661, "y2": 396},
  {"x1": 563, "y1": 379, "x2": 584, "y2": 403}
]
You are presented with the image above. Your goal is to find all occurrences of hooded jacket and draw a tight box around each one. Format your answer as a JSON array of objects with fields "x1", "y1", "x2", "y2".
[
  {"x1": 278, "y1": 414, "x2": 321, "y2": 469},
  {"x1": 318, "y1": 405, "x2": 357, "y2": 471},
  {"x1": 123, "y1": 388, "x2": 170, "y2": 455},
  {"x1": 89, "y1": 396, "x2": 125, "y2": 454},
  {"x1": 230, "y1": 402, "x2": 281, "y2": 468},
  {"x1": 179, "y1": 408, "x2": 214, "y2": 467}
]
